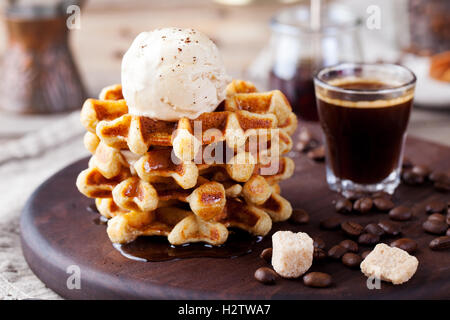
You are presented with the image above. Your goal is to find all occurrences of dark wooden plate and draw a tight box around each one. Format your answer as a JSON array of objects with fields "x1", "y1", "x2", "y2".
[{"x1": 21, "y1": 134, "x2": 450, "y2": 299}]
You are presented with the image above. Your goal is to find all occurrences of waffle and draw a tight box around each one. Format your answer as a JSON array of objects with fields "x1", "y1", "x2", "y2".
[
  {"x1": 81, "y1": 80, "x2": 296, "y2": 158},
  {"x1": 76, "y1": 80, "x2": 298, "y2": 246}
]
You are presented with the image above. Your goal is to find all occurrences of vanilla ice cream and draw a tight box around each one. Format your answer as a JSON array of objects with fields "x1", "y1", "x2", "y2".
[{"x1": 121, "y1": 28, "x2": 231, "y2": 121}]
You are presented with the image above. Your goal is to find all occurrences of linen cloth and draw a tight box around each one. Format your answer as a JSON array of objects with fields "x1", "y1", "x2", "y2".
[{"x1": 0, "y1": 111, "x2": 88, "y2": 300}]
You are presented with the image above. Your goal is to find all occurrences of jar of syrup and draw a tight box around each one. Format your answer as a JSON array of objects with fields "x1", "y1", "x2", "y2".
[{"x1": 248, "y1": 4, "x2": 363, "y2": 121}]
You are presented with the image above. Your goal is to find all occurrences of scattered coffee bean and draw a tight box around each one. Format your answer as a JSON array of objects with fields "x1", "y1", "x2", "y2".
[
  {"x1": 254, "y1": 267, "x2": 277, "y2": 284},
  {"x1": 428, "y1": 213, "x2": 446, "y2": 223},
  {"x1": 429, "y1": 236, "x2": 450, "y2": 250},
  {"x1": 412, "y1": 164, "x2": 431, "y2": 177},
  {"x1": 341, "y1": 221, "x2": 364, "y2": 237},
  {"x1": 425, "y1": 201, "x2": 446, "y2": 214},
  {"x1": 429, "y1": 171, "x2": 448, "y2": 183},
  {"x1": 364, "y1": 223, "x2": 385, "y2": 237},
  {"x1": 313, "y1": 237, "x2": 325, "y2": 249},
  {"x1": 335, "y1": 198, "x2": 353, "y2": 214},
  {"x1": 344, "y1": 191, "x2": 365, "y2": 201},
  {"x1": 298, "y1": 128, "x2": 312, "y2": 143},
  {"x1": 373, "y1": 197, "x2": 395, "y2": 212},
  {"x1": 303, "y1": 272, "x2": 332, "y2": 288},
  {"x1": 390, "y1": 238, "x2": 418, "y2": 253},
  {"x1": 320, "y1": 216, "x2": 341, "y2": 230},
  {"x1": 402, "y1": 169, "x2": 425, "y2": 185},
  {"x1": 290, "y1": 209, "x2": 310, "y2": 224},
  {"x1": 260, "y1": 248, "x2": 272, "y2": 263},
  {"x1": 307, "y1": 145, "x2": 325, "y2": 161},
  {"x1": 372, "y1": 191, "x2": 392, "y2": 200},
  {"x1": 435, "y1": 181, "x2": 450, "y2": 192},
  {"x1": 422, "y1": 220, "x2": 448, "y2": 235},
  {"x1": 296, "y1": 129, "x2": 320, "y2": 153},
  {"x1": 402, "y1": 157, "x2": 413, "y2": 169},
  {"x1": 378, "y1": 220, "x2": 401, "y2": 236},
  {"x1": 339, "y1": 239, "x2": 358, "y2": 253},
  {"x1": 342, "y1": 253, "x2": 362, "y2": 268},
  {"x1": 447, "y1": 228, "x2": 450, "y2": 236},
  {"x1": 447, "y1": 212, "x2": 450, "y2": 225},
  {"x1": 353, "y1": 197, "x2": 373, "y2": 213},
  {"x1": 295, "y1": 141, "x2": 308, "y2": 152},
  {"x1": 328, "y1": 245, "x2": 348, "y2": 259},
  {"x1": 313, "y1": 247, "x2": 327, "y2": 260},
  {"x1": 389, "y1": 206, "x2": 412, "y2": 221},
  {"x1": 358, "y1": 233, "x2": 380, "y2": 245},
  {"x1": 361, "y1": 250, "x2": 371, "y2": 259}
]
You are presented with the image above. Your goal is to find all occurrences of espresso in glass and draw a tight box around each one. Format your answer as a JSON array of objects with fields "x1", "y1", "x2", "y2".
[{"x1": 314, "y1": 63, "x2": 416, "y2": 195}]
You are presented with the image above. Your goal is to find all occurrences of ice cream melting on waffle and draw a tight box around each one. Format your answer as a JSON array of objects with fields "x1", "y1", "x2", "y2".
[{"x1": 76, "y1": 28, "x2": 298, "y2": 246}]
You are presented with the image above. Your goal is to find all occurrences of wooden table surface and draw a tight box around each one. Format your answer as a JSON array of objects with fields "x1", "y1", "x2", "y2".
[{"x1": 21, "y1": 134, "x2": 450, "y2": 299}]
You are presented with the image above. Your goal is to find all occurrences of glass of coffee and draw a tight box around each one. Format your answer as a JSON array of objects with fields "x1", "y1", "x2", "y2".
[{"x1": 314, "y1": 63, "x2": 416, "y2": 195}]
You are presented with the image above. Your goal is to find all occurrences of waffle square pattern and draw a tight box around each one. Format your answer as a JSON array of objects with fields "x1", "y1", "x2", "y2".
[{"x1": 76, "y1": 80, "x2": 298, "y2": 245}]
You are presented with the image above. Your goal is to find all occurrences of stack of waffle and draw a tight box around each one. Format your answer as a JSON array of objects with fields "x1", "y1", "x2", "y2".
[{"x1": 76, "y1": 80, "x2": 298, "y2": 246}]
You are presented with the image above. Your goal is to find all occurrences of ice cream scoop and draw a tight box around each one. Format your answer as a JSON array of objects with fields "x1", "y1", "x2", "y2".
[{"x1": 121, "y1": 28, "x2": 231, "y2": 121}]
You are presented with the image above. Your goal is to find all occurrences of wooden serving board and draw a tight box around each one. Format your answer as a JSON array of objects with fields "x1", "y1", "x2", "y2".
[{"x1": 21, "y1": 131, "x2": 450, "y2": 299}]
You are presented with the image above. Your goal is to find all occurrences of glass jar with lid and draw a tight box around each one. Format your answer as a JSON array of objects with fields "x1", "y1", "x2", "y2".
[{"x1": 248, "y1": 4, "x2": 363, "y2": 121}]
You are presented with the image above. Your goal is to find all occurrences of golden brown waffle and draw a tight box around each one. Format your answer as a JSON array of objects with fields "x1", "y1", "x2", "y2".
[
  {"x1": 81, "y1": 80, "x2": 296, "y2": 158},
  {"x1": 77, "y1": 80, "x2": 298, "y2": 246}
]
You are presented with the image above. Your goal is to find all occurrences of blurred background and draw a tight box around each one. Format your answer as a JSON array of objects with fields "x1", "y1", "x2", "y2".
[
  {"x1": 0, "y1": 0, "x2": 449, "y2": 299},
  {"x1": 0, "y1": 0, "x2": 449, "y2": 144}
]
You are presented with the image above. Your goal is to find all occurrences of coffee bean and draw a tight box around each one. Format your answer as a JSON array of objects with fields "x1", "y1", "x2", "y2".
[
  {"x1": 428, "y1": 213, "x2": 446, "y2": 223},
  {"x1": 389, "y1": 206, "x2": 412, "y2": 221},
  {"x1": 429, "y1": 236, "x2": 450, "y2": 250},
  {"x1": 339, "y1": 239, "x2": 358, "y2": 253},
  {"x1": 372, "y1": 191, "x2": 392, "y2": 200},
  {"x1": 307, "y1": 146, "x2": 325, "y2": 161},
  {"x1": 342, "y1": 253, "x2": 362, "y2": 268},
  {"x1": 361, "y1": 250, "x2": 371, "y2": 259},
  {"x1": 378, "y1": 220, "x2": 401, "y2": 236},
  {"x1": 328, "y1": 245, "x2": 348, "y2": 259},
  {"x1": 390, "y1": 238, "x2": 418, "y2": 253},
  {"x1": 297, "y1": 139, "x2": 319, "y2": 152},
  {"x1": 447, "y1": 212, "x2": 450, "y2": 225},
  {"x1": 298, "y1": 128, "x2": 312, "y2": 143},
  {"x1": 364, "y1": 223, "x2": 385, "y2": 236},
  {"x1": 402, "y1": 170, "x2": 425, "y2": 185},
  {"x1": 425, "y1": 201, "x2": 446, "y2": 214},
  {"x1": 402, "y1": 157, "x2": 413, "y2": 169},
  {"x1": 260, "y1": 248, "x2": 272, "y2": 263},
  {"x1": 422, "y1": 220, "x2": 448, "y2": 235},
  {"x1": 358, "y1": 233, "x2": 380, "y2": 245},
  {"x1": 313, "y1": 247, "x2": 327, "y2": 260},
  {"x1": 344, "y1": 191, "x2": 365, "y2": 201},
  {"x1": 429, "y1": 171, "x2": 448, "y2": 183},
  {"x1": 335, "y1": 199, "x2": 353, "y2": 214},
  {"x1": 341, "y1": 221, "x2": 364, "y2": 237},
  {"x1": 373, "y1": 197, "x2": 395, "y2": 212},
  {"x1": 412, "y1": 164, "x2": 431, "y2": 177},
  {"x1": 254, "y1": 267, "x2": 277, "y2": 284},
  {"x1": 295, "y1": 141, "x2": 308, "y2": 152},
  {"x1": 313, "y1": 237, "x2": 325, "y2": 249},
  {"x1": 435, "y1": 181, "x2": 450, "y2": 192},
  {"x1": 447, "y1": 228, "x2": 450, "y2": 236},
  {"x1": 320, "y1": 216, "x2": 341, "y2": 230},
  {"x1": 353, "y1": 197, "x2": 373, "y2": 213},
  {"x1": 290, "y1": 209, "x2": 309, "y2": 224},
  {"x1": 303, "y1": 272, "x2": 332, "y2": 288}
]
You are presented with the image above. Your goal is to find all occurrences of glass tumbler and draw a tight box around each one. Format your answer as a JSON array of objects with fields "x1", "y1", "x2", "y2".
[{"x1": 314, "y1": 63, "x2": 416, "y2": 195}]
